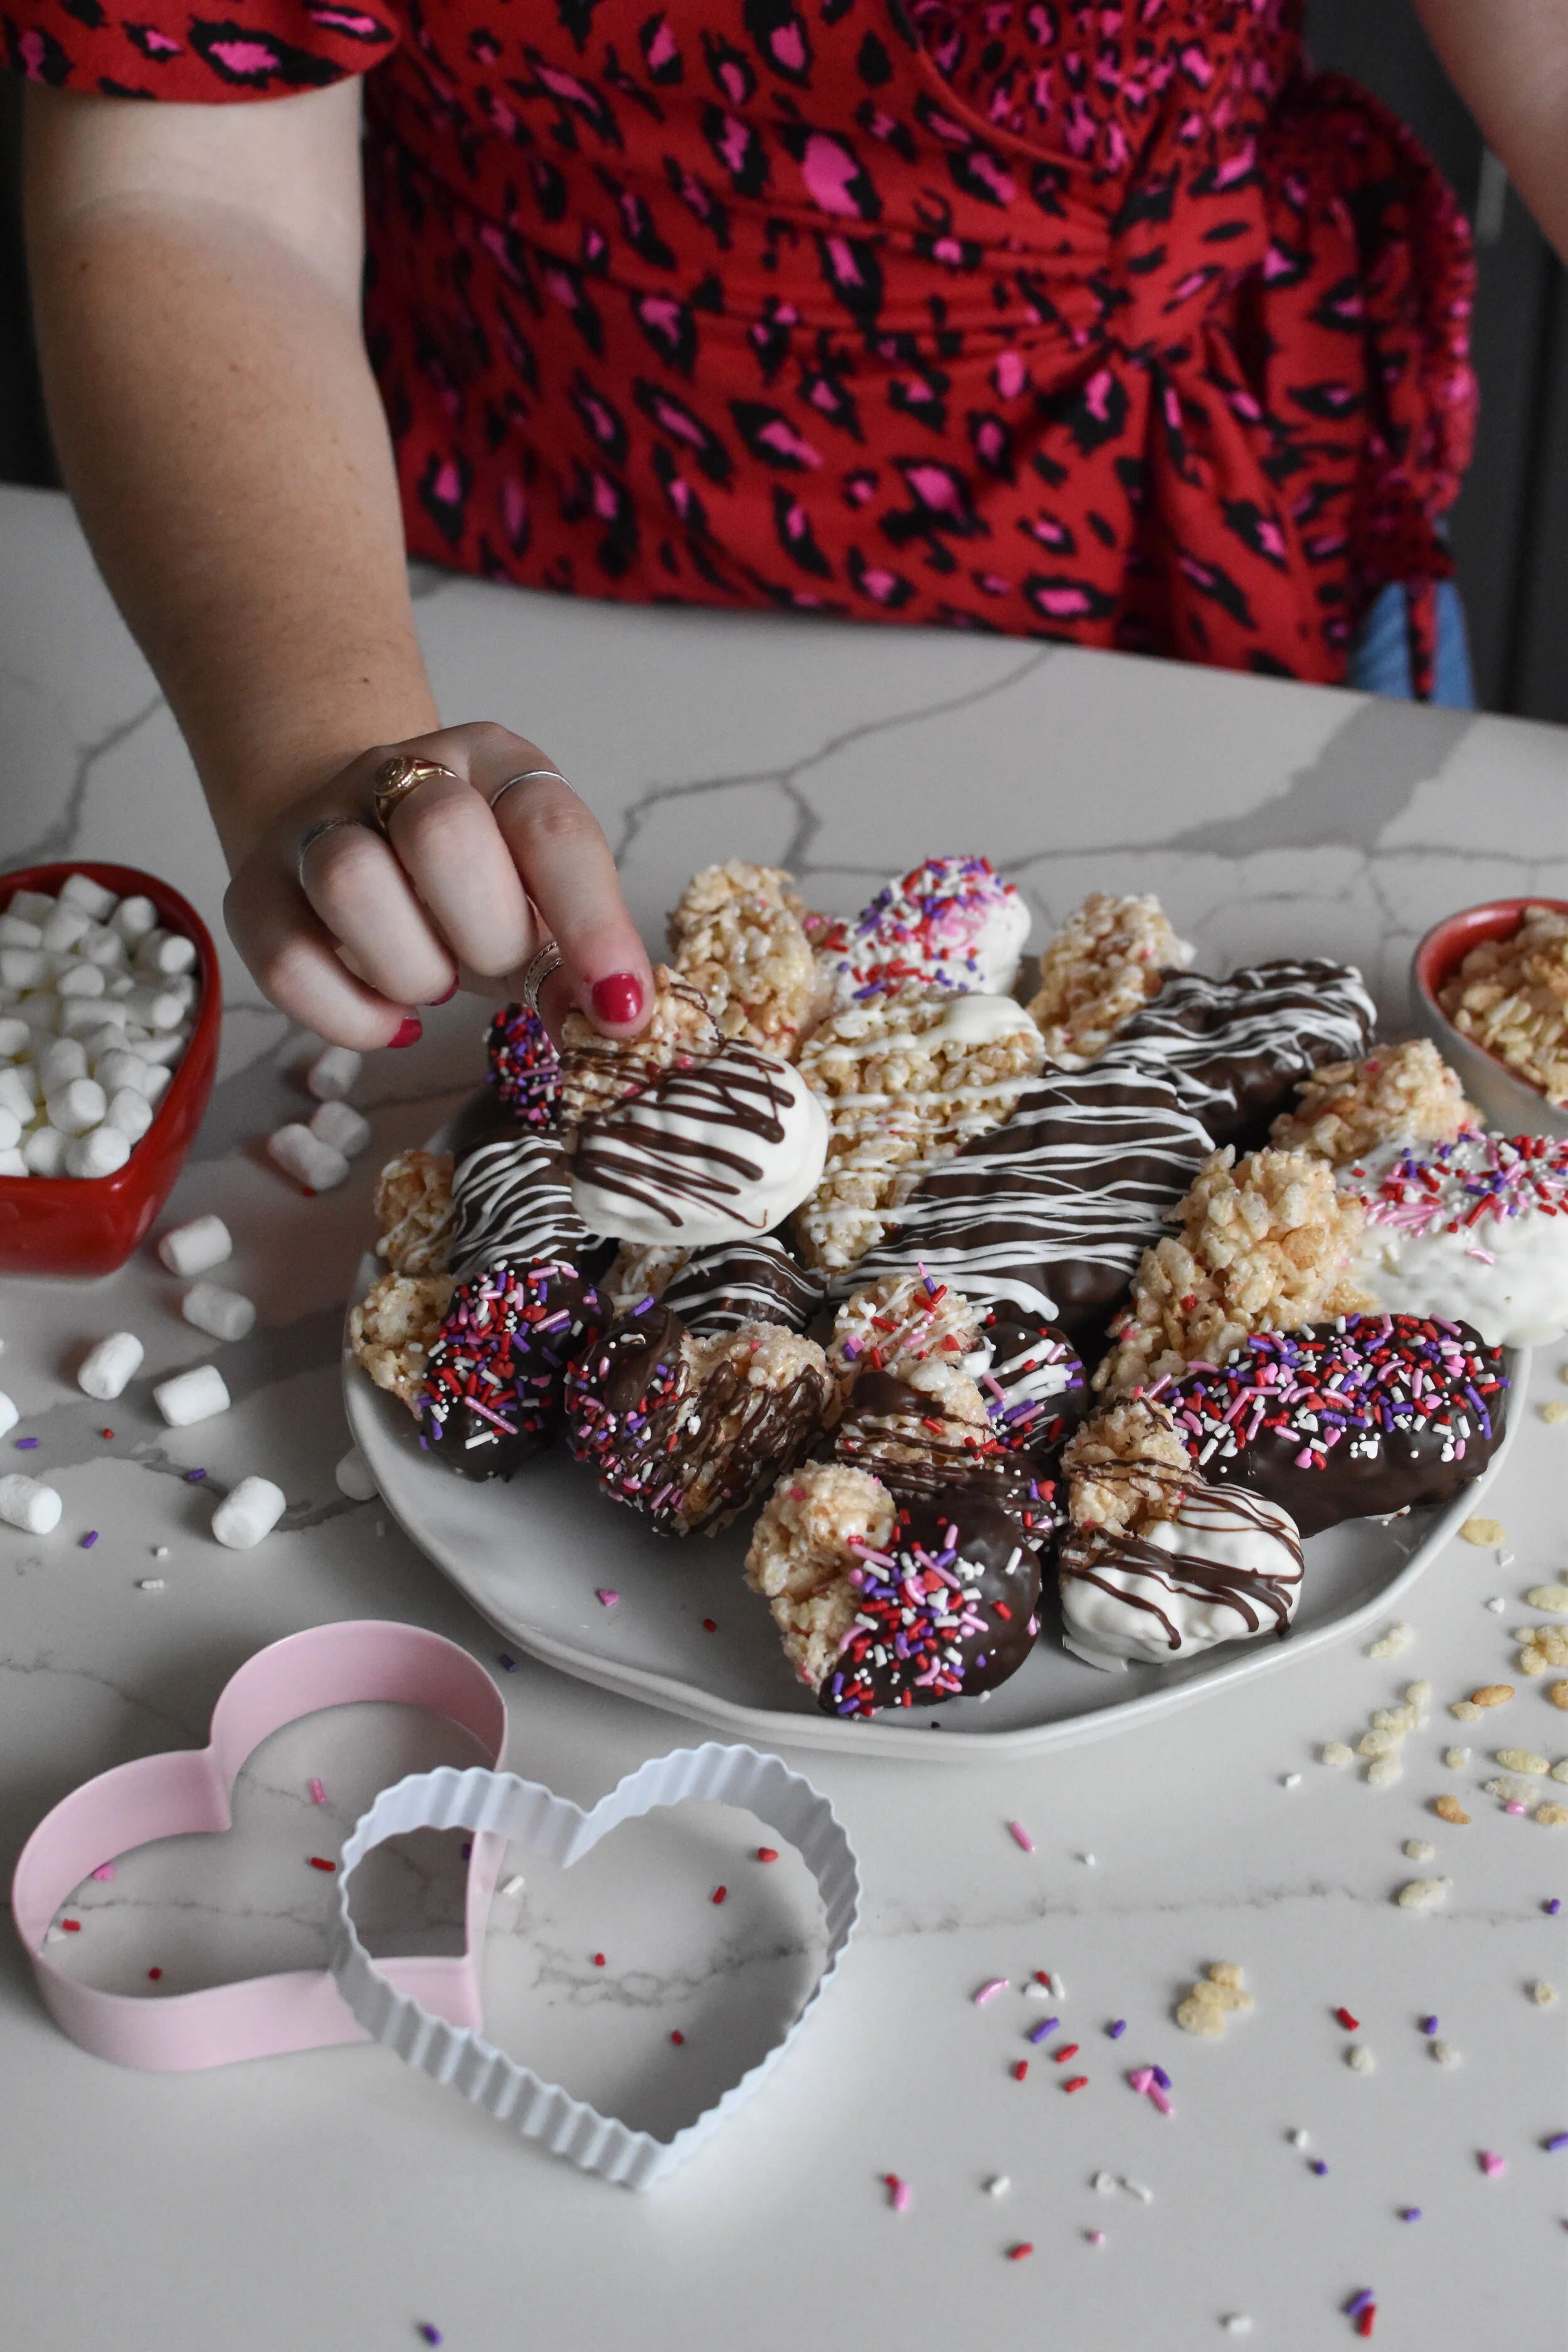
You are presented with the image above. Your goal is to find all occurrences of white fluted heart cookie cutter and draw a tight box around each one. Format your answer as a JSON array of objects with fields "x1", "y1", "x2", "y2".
[{"x1": 331, "y1": 1742, "x2": 860, "y2": 2189}]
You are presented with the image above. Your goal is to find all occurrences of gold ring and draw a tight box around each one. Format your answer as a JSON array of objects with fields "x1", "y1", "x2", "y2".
[
  {"x1": 520, "y1": 940, "x2": 564, "y2": 1015},
  {"x1": 371, "y1": 754, "x2": 462, "y2": 834}
]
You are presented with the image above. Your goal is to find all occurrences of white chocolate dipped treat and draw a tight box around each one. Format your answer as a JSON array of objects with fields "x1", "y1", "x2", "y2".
[
  {"x1": 1060, "y1": 1483, "x2": 1304, "y2": 1673},
  {"x1": 814, "y1": 857, "x2": 1030, "y2": 1009},
  {"x1": 1341, "y1": 1132, "x2": 1568, "y2": 1348},
  {"x1": 568, "y1": 1039, "x2": 828, "y2": 1248}
]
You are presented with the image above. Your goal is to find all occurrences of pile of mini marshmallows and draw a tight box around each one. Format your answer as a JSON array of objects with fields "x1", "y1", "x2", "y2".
[{"x1": 0, "y1": 872, "x2": 199, "y2": 1178}]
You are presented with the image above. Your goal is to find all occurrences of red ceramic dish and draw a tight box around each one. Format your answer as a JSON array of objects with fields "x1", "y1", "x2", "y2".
[
  {"x1": 0, "y1": 862, "x2": 222, "y2": 1278},
  {"x1": 1413, "y1": 896, "x2": 1568, "y2": 1004}
]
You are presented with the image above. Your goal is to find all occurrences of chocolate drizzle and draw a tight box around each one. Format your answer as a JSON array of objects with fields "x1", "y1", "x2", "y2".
[
  {"x1": 837, "y1": 1369, "x2": 1056, "y2": 1530},
  {"x1": 1060, "y1": 1478, "x2": 1303, "y2": 1653},
  {"x1": 1109, "y1": 960, "x2": 1375, "y2": 1149},
  {"x1": 450, "y1": 1133, "x2": 596, "y2": 1283},
  {"x1": 568, "y1": 1039, "x2": 808, "y2": 1234},
  {"x1": 661, "y1": 1232, "x2": 825, "y2": 1333}
]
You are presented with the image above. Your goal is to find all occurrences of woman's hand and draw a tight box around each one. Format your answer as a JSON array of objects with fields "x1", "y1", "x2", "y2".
[{"x1": 224, "y1": 721, "x2": 655, "y2": 1048}]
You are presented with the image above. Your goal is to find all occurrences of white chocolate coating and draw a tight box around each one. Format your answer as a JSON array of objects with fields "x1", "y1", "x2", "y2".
[
  {"x1": 1342, "y1": 1133, "x2": 1568, "y2": 1348},
  {"x1": 1061, "y1": 1486, "x2": 1303, "y2": 1673}
]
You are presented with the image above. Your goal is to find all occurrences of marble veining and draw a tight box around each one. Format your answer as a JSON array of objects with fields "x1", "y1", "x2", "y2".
[{"x1": 0, "y1": 489, "x2": 1564, "y2": 2351}]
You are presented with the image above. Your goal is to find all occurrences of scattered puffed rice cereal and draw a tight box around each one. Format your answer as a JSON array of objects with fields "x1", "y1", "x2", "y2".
[
  {"x1": 1471, "y1": 1685, "x2": 1516, "y2": 1708},
  {"x1": 1542, "y1": 1401, "x2": 1568, "y2": 1424},
  {"x1": 1498, "y1": 1749, "x2": 1551, "y2": 1775},
  {"x1": 1444, "y1": 1747, "x2": 1471, "y2": 1768},
  {"x1": 1450, "y1": 1701, "x2": 1482, "y2": 1722},
  {"x1": 1528, "y1": 1586, "x2": 1568, "y2": 1613},
  {"x1": 1347, "y1": 2047, "x2": 1376, "y2": 2073},
  {"x1": 1550, "y1": 1682, "x2": 1568, "y2": 1710},
  {"x1": 1406, "y1": 1678, "x2": 1433, "y2": 1710},
  {"x1": 1434, "y1": 1796, "x2": 1471, "y2": 1825},
  {"x1": 1397, "y1": 1879, "x2": 1449, "y2": 1910},
  {"x1": 1537, "y1": 1803, "x2": 1568, "y2": 1825},
  {"x1": 1552, "y1": 1761, "x2": 1568, "y2": 1783},
  {"x1": 1534, "y1": 1981, "x2": 1559, "y2": 2005},
  {"x1": 1486, "y1": 1777, "x2": 1541, "y2": 1804},
  {"x1": 1359, "y1": 1729, "x2": 1404, "y2": 1758},
  {"x1": 1367, "y1": 1756, "x2": 1403, "y2": 1787},
  {"x1": 1461, "y1": 1517, "x2": 1505, "y2": 1546},
  {"x1": 1322, "y1": 1742, "x2": 1354, "y2": 1769},
  {"x1": 1367, "y1": 1621, "x2": 1414, "y2": 1657},
  {"x1": 1405, "y1": 1838, "x2": 1437, "y2": 1860},
  {"x1": 1520, "y1": 1629, "x2": 1568, "y2": 1676},
  {"x1": 1175, "y1": 1961, "x2": 1254, "y2": 2037},
  {"x1": 1432, "y1": 2040, "x2": 1461, "y2": 2065}
]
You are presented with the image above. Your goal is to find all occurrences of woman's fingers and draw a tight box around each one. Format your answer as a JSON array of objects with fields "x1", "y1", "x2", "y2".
[
  {"x1": 297, "y1": 817, "x2": 456, "y2": 1005},
  {"x1": 381, "y1": 765, "x2": 535, "y2": 978},
  {"x1": 479, "y1": 761, "x2": 653, "y2": 1034},
  {"x1": 225, "y1": 859, "x2": 423, "y2": 1049}
]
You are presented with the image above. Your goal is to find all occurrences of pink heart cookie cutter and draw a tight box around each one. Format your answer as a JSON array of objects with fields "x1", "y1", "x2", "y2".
[{"x1": 10, "y1": 1619, "x2": 507, "y2": 2072}]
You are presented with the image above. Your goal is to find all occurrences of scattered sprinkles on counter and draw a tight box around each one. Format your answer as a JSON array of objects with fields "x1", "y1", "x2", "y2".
[
  {"x1": 1007, "y1": 1820, "x2": 1035, "y2": 1853},
  {"x1": 882, "y1": 2174, "x2": 911, "y2": 2212},
  {"x1": 1478, "y1": 2150, "x2": 1507, "y2": 2178},
  {"x1": 595, "y1": 1588, "x2": 619, "y2": 1608},
  {"x1": 1005, "y1": 2242, "x2": 1034, "y2": 2261},
  {"x1": 90, "y1": 1863, "x2": 113, "y2": 1881},
  {"x1": 756, "y1": 1848, "x2": 778, "y2": 1863},
  {"x1": 308, "y1": 1857, "x2": 336, "y2": 1874},
  {"x1": 973, "y1": 1977, "x2": 1009, "y2": 2006},
  {"x1": 309, "y1": 1779, "x2": 326, "y2": 1806}
]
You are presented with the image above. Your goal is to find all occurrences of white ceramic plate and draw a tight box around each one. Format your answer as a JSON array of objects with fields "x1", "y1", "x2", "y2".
[{"x1": 344, "y1": 1251, "x2": 1522, "y2": 1761}]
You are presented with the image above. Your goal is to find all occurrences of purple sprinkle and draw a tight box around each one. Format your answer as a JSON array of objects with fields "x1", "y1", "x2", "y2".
[
  {"x1": 460, "y1": 1841, "x2": 472, "y2": 1860},
  {"x1": 1151, "y1": 2065, "x2": 1172, "y2": 2090},
  {"x1": 15, "y1": 1437, "x2": 36, "y2": 1449},
  {"x1": 498, "y1": 1655, "x2": 517, "y2": 1672},
  {"x1": 1547, "y1": 2132, "x2": 1568, "y2": 2154},
  {"x1": 1422, "y1": 2015, "x2": 1439, "y2": 2036},
  {"x1": 1108, "y1": 2019, "x2": 1126, "y2": 2040},
  {"x1": 1310, "y1": 2159, "x2": 1328, "y2": 2176},
  {"x1": 1401, "y1": 2207, "x2": 1421, "y2": 2222},
  {"x1": 1548, "y1": 1899, "x2": 1562, "y2": 1917},
  {"x1": 417, "y1": 2330, "x2": 443, "y2": 2347},
  {"x1": 184, "y1": 1468, "x2": 206, "y2": 1483},
  {"x1": 1028, "y1": 2018, "x2": 1059, "y2": 2045},
  {"x1": 1346, "y1": 2291, "x2": 1375, "y2": 2320},
  {"x1": 80, "y1": 1532, "x2": 98, "y2": 1550}
]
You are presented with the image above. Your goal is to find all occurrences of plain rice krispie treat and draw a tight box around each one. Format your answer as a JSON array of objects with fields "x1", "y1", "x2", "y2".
[
  {"x1": 1062, "y1": 1397, "x2": 1190, "y2": 1533},
  {"x1": 1269, "y1": 1039, "x2": 1477, "y2": 1163},
  {"x1": 825, "y1": 1272, "x2": 985, "y2": 1405},
  {"x1": 667, "y1": 862, "x2": 824, "y2": 1058},
  {"x1": 1096, "y1": 1147, "x2": 1372, "y2": 1392},
  {"x1": 1026, "y1": 892, "x2": 1195, "y2": 1067},
  {"x1": 744, "y1": 1458, "x2": 898, "y2": 1688},
  {"x1": 374, "y1": 1150, "x2": 455, "y2": 1275},
  {"x1": 795, "y1": 987, "x2": 1045, "y2": 1271},
  {"x1": 1438, "y1": 903, "x2": 1568, "y2": 1105},
  {"x1": 558, "y1": 965, "x2": 719, "y2": 1131},
  {"x1": 604, "y1": 1241, "x2": 691, "y2": 1313},
  {"x1": 349, "y1": 1270, "x2": 455, "y2": 1411}
]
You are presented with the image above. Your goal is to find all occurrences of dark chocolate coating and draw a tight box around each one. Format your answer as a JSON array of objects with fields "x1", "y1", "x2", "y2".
[
  {"x1": 818, "y1": 1494, "x2": 1044, "y2": 1716},
  {"x1": 419, "y1": 1259, "x2": 608, "y2": 1481},
  {"x1": 836, "y1": 1368, "x2": 1058, "y2": 1537},
  {"x1": 662, "y1": 1232, "x2": 825, "y2": 1334},
  {"x1": 1163, "y1": 1316, "x2": 1509, "y2": 1537},
  {"x1": 451, "y1": 1131, "x2": 608, "y2": 1284},
  {"x1": 1107, "y1": 959, "x2": 1375, "y2": 1150},
  {"x1": 566, "y1": 1302, "x2": 830, "y2": 1535},
  {"x1": 978, "y1": 1303, "x2": 1089, "y2": 1454}
]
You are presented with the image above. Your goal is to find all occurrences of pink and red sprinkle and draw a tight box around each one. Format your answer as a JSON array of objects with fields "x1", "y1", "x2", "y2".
[
  {"x1": 883, "y1": 2174, "x2": 911, "y2": 2212},
  {"x1": 1479, "y1": 2150, "x2": 1507, "y2": 2178},
  {"x1": 1334, "y1": 2007, "x2": 1360, "y2": 2031},
  {"x1": 973, "y1": 1977, "x2": 1008, "y2": 2006},
  {"x1": 711, "y1": 1885, "x2": 727, "y2": 1905},
  {"x1": 91, "y1": 1863, "x2": 114, "y2": 1882},
  {"x1": 308, "y1": 1857, "x2": 336, "y2": 1873},
  {"x1": 756, "y1": 1848, "x2": 778, "y2": 1863},
  {"x1": 309, "y1": 1779, "x2": 326, "y2": 1806},
  {"x1": 1006, "y1": 2242, "x2": 1034, "y2": 2261},
  {"x1": 1007, "y1": 1820, "x2": 1035, "y2": 1853}
]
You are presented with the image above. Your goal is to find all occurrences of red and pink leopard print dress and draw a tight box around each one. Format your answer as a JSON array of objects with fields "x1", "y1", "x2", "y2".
[{"x1": 6, "y1": 0, "x2": 1476, "y2": 689}]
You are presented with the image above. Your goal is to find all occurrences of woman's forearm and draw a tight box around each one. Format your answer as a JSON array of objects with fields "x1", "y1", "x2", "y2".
[
  {"x1": 24, "y1": 81, "x2": 438, "y2": 869},
  {"x1": 1412, "y1": 0, "x2": 1568, "y2": 264}
]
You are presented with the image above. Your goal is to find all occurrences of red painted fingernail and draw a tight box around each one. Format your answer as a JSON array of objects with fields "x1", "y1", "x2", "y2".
[
  {"x1": 389, "y1": 1017, "x2": 422, "y2": 1049},
  {"x1": 431, "y1": 978, "x2": 459, "y2": 1005},
  {"x1": 591, "y1": 973, "x2": 644, "y2": 1025}
]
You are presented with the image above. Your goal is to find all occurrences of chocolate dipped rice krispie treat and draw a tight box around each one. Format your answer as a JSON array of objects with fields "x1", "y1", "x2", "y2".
[
  {"x1": 350, "y1": 1270, "x2": 455, "y2": 1411},
  {"x1": 557, "y1": 965, "x2": 720, "y2": 1132},
  {"x1": 667, "y1": 861, "x2": 824, "y2": 1058}
]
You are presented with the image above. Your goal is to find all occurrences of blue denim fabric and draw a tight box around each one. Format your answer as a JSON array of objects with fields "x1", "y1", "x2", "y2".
[{"x1": 1343, "y1": 578, "x2": 1475, "y2": 709}]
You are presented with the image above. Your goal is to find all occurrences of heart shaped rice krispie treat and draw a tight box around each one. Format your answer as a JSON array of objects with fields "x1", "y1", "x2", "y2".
[
  {"x1": 794, "y1": 988, "x2": 1045, "y2": 1273},
  {"x1": 558, "y1": 965, "x2": 720, "y2": 1133},
  {"x1": 667, "y1": 862, "x2": 825, "y2": 1059},
  {"x1": 1096, "y1": 1147, "x2": 1372, "y2": 1394},
  {"x1": 1026, "y1": 891, "x2": 1194, "y2": 1067}
]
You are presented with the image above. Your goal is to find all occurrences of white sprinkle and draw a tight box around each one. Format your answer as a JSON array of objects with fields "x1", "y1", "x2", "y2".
[
  {"x1": 1289, "y1": 2128, "x2": 1310, "y2": 2148},
  {"x1": 1404, "y1": 1838, "x2": 1436, "y2": 1862},
  {"x1": 1120, "y1": 2177, "x2": 1154, "y2": 2203},
  {"x1": 136, "y1": 1577, "x2": 164, "y2": 1591},
  {"x1": 502, "y1": 1875, "x2": 527, "y2": 1899},
  {"x1": 985, "y1": 2175, "x2": 1010, "y2": 2198},
  {"x1": 1222, "y1": 2319, "x2": 1253, "y2": 2337},
  {"x1": 1486, "y1": 1597, "x2": 1507, "y2": 1614},
  {"x1": 152, "y1": 1545, "x2": 169, "y2": 1559},
  {"x1": 1347, "y1": 2046, "x2": 1376, "y2": 2073},
  {"x1": 1092, "y1": 2172, "x2": 1116, "y2": 2195},
  {"x1": 1432, "y1": 2040, "x2": 1462, "y2": 2066},
  {"x1": 1280, "y1": 1772, "x2": 1301, "y2": 1788},
  {"x1": 1078, "y1": 1852, "x2": 1097, "y2": 1867},
  {"x1": 1497, "y1": 1549, "x2": 1515, "y2": 1568},
  {"x1": 1022, "y1": 1980, "x2": 1052, "y2": 2002}
]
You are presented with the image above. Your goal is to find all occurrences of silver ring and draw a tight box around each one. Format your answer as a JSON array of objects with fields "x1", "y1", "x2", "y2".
[
  {"x1": 520, "y1": 940, "x2": 564, "y2": 1015},
  {"x1": 489, "y1": 768, "x2": 571, "y2": 816},
  {"x1": 296, "y1": 814, "x2": 365, "y2": 887}
]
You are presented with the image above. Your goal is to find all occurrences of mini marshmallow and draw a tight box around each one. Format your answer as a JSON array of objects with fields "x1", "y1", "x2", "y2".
[
  {"x1": 182, "y1": 1281, "x2": 256, "y2": 1343},
  {"x1": 66, "y1": 1127, "x2": 131, "y2": 1179},
  {"x1": 143, "y1": 1065, "x2": 171, "y2": 1108},
  {"x1": 38, "y1": 1038, "x2": 87, "y2": 1092},
  {"x1": 59, "y1": 872, "x2": 120, "y2": 922},
  {"x1": 0, "y1": 1110, "x2": 19, "y2": 1154},
  {"x1": 153, "y1": 1362, "x2": 231, "y2": 1427},
  {"x1": 335, "y1": 1446, "x2": 378, "y2": 1502},
  {"x1": 211, "y1": 1475, "x2": 287, "y2": 1551},
  {"x1": 56, "y1": 962, "x2": 106, "y2": 1000},
  {"x1": 268, "y1": 1123, "x2": 349, "y2": 1193},
  {"x1": 63, "y1": 999, "x2": 127, "y2": 1039},
  {"x1": 309, "y1": 1098, "x2": 371, "y2": 1158},
  {"x1": 77, "y1": 924, "x2": 127, "y2": 970},
  {"x1": 137, "y1": 930, "x2": 197, "y2": 978},
  {"x1": 103, "y1": 1090, "x2": 154, "y2": 1143},
  {"x1": 111, "y1": 895, "x2": 158, "y2": 945},
  {"x1": 124, "y1": 985, "x2": 184, "y2": 1032},
  {"x1": 77, "y1": 1331, "x2": 144, "y2": 1401},
  {"x1": 96, "y1": 1048, "x2": 151, "y2": 1096},
  {"x1": 107, "y1": 973, "x2": 136, "y2": 999},
  {"x1": 46, "y1": 1078, "x2": 107, "y2": 1136},
  {"x1": 307, "y1": 1045, "x2": 362, "y2": 1103},
  {"x1": 159, "y1": 1215, "x2": 232, "y2": 1277},
  {"x1": 0, "y1": 1150, "x2": 28, "y2": 1177},
  {"x1": 164, "y1": 974, "x2": 199, "y2": 1014},
  {"x1": 40, "y1": 905, "x2": 91, "y2": 954},
  {"x1": 0, "y1": 1473, "x2": 63, "y2": 1534},
  {"x1": 0, "y1": 947, "x2": 46, "y2": 990},
  {"x1": 19, "y1": 993, "x2": 60, "y2": 1035},
  {"x1": 23, "y1": 1128, "x2": 68, "y2": 1177},
  {"x1": 0, "y1": 1067, "x2": 32, "y2": 1125},
  {"x1": 0, "y1": 1017, "x2": 28, "y2": 1057},
  {"x1": 0, "y1": 916, "x2": 42, "y2": 949},
  {"x1": 0, "y1": 1392, "x2": 17, "y2": 1438},
  {"x1": 134, "y1": 1029, "x2": 187, "y2": 1066},
  {"x1": 6, "y1": 891, "x2": 56, "y2": 925}
]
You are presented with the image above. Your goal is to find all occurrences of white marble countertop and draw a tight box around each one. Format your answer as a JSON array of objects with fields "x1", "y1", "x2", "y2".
[{"x1": 1, "y1": 482, "x2": 1565, "y2": 2349}]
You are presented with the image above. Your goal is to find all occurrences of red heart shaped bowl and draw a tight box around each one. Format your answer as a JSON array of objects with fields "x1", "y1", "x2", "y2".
[
  {"x1": 1412, "y1": 896, "x2": 1568, "y2": 1142},
  {"x1": 0, "y1": 861, "x2": 222, "y2": 1278}
]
